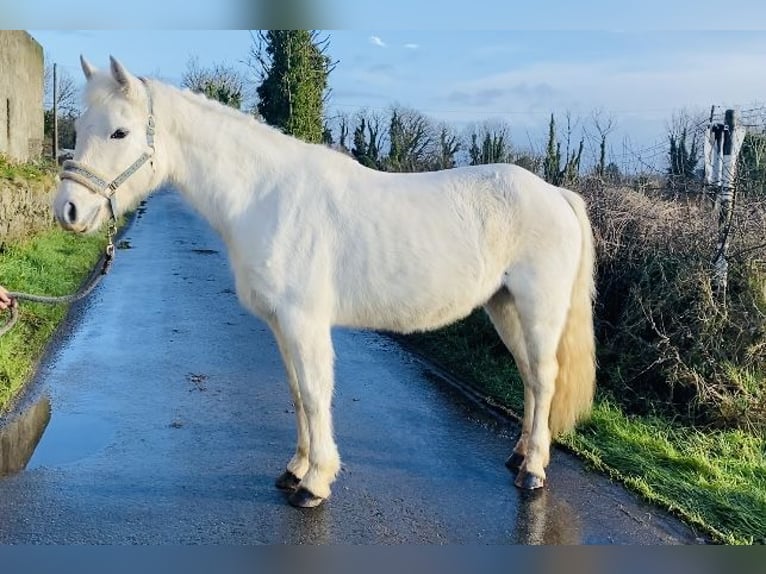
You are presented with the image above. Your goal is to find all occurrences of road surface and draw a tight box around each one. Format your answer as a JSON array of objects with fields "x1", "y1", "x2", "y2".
[{"x1": 0, "y1": 189, "x2": 699, "y2": 544}]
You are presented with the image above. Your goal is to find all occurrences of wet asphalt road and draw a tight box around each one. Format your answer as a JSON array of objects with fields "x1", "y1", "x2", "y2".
[{"x1": 0, "y1": 189, "x2": 699, "y2": 544}]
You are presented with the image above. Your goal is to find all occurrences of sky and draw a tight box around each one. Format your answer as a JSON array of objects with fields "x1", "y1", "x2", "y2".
[
  {"x1": 9, "y1": 0, "x2": 766, "y2": 30},
  {"x1": 23, "y1": 18, "x2": 766, "y2": 171}
]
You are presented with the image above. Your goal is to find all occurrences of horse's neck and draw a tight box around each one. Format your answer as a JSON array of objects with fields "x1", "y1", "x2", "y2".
[{"x1": 155, "y1": 84, "x2": 292, "y2": 238}]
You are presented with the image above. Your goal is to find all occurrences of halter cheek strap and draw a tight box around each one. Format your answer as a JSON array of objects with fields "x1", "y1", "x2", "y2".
[{"x1": 59, "y1": 79, "x2": 156, "y2": 221}]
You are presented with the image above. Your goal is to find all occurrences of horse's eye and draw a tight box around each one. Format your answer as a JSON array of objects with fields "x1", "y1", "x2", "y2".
[{"x1": 110, "y1": 128, "x2": 129, "y2": 139}]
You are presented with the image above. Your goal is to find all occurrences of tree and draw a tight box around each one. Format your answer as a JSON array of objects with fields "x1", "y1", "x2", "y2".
[
  {"x1": 467, "y1": 122, "x2": 512, "y2": 166},
  {"x1": 44, "y1": 109, "x2": 76, "y2": 151},
  {"x1": 44, "y1": 56, "x2": 78, "y2": 116},
  {"x1": 666, "y1": 111, "x2": 702, "y2": 185},
  {"x1": 585, "y1": 110, "x2": 615, "y2": 178},
  {"x1": 385, "y1": 106, "x2": 433, "y2": 172},
  {"x1": 335, "y1": 112, "x2": 350, "y2": 152},
  {"x1": 182, "y1": 57, "x2": 245, "y2": 109},
  {"x1": 351, "y1": 111, "x2": 384, "y2": 169},
  {"x1": 542, "y1": 113, "x2": 583, "y2": 187},
  {"x1": 604, "y1": 161, "x2": 622, "y2": 183},
  {"x1": 667, "y1": 129, "x2": 699, "y2": 180},
  {"x1": 514, "y1": 154, "x2": 542, "y2": 174},
  {"x1": 43, "y1": 56, "x2": 79, "y2": 154},
  {"x1": 250, "y1": 30, "x2": 335, "y2": 143},
  {"x1": 738, "y1": 132, "x2": 766, "y2": 196},
  {"x1": 433, "y1": 125, "x2": 460, "y2": 170},
  {"x1": 543, "y1": 114, "x2": 561, "y2": 183}
]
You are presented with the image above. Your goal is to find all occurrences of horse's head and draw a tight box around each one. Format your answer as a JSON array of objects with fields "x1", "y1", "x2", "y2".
[{"x1": 54, "y1": 56, "x2": 161, "y2": 234}]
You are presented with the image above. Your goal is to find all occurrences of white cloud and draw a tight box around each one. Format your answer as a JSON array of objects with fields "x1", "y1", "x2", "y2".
[
  {"x1": 444, "y1": 40, "x2": 766, "y2": 123},
  {"x1": 429, "y1": 41, "x2": 766, "y2": 162},
  {"x1": 404, "y1": 43, "x2": 419, "y2": 49},
  {"x1": 369, "y1": 35, "x2": 386, "y2": 48}
]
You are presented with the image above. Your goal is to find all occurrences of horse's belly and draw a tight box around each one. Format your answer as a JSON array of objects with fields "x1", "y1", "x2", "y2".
[{"x1": 336, "y1": 274, "x2": 502, "y2": 333}]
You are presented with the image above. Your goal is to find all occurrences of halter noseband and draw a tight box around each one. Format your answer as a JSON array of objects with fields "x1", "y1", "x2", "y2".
[{"x1": 60, "y1": 79, "x2": 156, "y2": 221}]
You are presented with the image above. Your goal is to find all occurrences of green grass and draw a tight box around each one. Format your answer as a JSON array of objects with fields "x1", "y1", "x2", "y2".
[
  {"x1": 406, "y1": 311, "x2": 766, "y2": 545},
  {"x1": 0, "y1": 228, "x2": 107, "y2": 411},
  {"x1": 0, "y1": 154, "x2": 55, "y2": 181}
]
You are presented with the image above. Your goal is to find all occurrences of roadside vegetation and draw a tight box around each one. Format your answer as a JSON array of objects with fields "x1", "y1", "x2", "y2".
[
  {"x1": 0, "y1": 227, "x2": 106, "y2": 411},
  {"x1": 0, "y1": 156, "x2": 107, "y2": 412}
]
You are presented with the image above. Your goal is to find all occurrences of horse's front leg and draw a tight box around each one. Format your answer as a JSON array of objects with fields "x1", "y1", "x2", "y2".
[
  {"x1": 269, "y1": 320, "x2": 310, "y2": 492},
  {"x1": 276, "y1": 310, "x2": 340, "y2": 508}
]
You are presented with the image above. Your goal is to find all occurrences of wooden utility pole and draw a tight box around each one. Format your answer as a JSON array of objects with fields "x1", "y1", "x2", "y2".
[{"x1": 52, "y1": 63, "x2": 59, "y2": 162}]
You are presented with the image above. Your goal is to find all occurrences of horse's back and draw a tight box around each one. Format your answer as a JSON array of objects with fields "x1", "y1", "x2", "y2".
[{"x1": 327, "y1": 162, "x2": 575, "y2": 332}]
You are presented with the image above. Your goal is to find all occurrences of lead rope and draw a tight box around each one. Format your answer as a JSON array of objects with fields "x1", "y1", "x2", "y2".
[
  {"x1": 1, "y1": 81, "x2": 153, "y2": 339},
  {"x1": 0, "y1": 222, "x2": 116, "y2": 338}
]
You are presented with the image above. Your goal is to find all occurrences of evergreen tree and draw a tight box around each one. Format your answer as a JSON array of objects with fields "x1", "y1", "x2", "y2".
[
  {"x1": 387, "y1": 109, "x2": 405, "y2": 170},
  {"x1": 543, "y1": 114, "x2": 561, "y2": 183},
  {"x1": 352, "y1": 119, "x2": 368, "y2": 160},
  {"x1": 351, "y1": 115, "x2": 383, "y2": 169},
  {"x1": 336, "y1": 114, "x2": 350, "y2": 152},
  {"x1": 666, "y1": 112, "x2": 702, "y2": 186},
  {"x1": 434, "y1": 126, "x2": 460, "y2": 170},
  {"x1": 543, "y1": 113, "x2": 583, "y2": 187},
  {"x1": 469, "y1": 133, "x2": 481, "y2": 166},
  {"x1": 251, "y1": 30, "x2": 334, "y2": 143},
  {"x1": 468, "y1": 123, "x2": 512, "y2": 166},
  {"x1": 668, "y1": 128, "x2": 699, "y2": 180}
]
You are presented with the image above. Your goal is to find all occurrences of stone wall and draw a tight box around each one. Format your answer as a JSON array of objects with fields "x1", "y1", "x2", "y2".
[
  {"x1": 0, "y1": 31, "x2": 44, "y2": 162},
  {"x1": 0, "y1": 174, "x2": 56, "y2": 245}
]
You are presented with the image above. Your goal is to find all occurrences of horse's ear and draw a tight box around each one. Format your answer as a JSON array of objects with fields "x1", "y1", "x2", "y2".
[
  {"x1": 80, "y1": 54, "x2": 96, "y2": 80},
  {"x1": 109, "y1": 56, "x2": 137, "y2": 96}
]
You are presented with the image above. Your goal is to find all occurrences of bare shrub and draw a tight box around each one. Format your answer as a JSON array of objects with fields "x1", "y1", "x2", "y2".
[{"x1": 580, "y1": 181, "x2": 766, "y2": 430}]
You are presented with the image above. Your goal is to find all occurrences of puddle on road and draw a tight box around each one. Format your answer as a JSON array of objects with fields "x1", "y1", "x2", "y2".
[
  {"x1": 0, "y1": 395, "x2": 51, "y2": 476},
  {"x1": 26, "y1": 409, "x2": 113, "y2": 469},
  {"x1": 0, "y1": 392, "x2": 116, "y2": 477}
]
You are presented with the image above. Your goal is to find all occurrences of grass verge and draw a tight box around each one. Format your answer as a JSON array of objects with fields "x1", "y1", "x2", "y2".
[
  {"x1": 406, "y1": 311, "x2": 766, "y2": 545},
  {"x1": 0, "y1": 228, "x2": 107, "y2": 411},
  {"x1": 0, "y1": 154, "x2": 53, "y2": 181}
]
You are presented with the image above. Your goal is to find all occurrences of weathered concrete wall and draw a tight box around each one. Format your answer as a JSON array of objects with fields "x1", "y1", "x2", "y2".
[{"x1": 0, "y1": 31, "x2": 44, "y2": 162}]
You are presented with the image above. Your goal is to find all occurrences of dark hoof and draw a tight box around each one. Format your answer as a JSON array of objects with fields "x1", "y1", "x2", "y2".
[
  {"x1": 275, "y1": 470, "x2": 301, "y2": 492},
  {"x1": 505, "y1": 452, "x2": 525, "y2": 473},
  {"x1": 515, "y1": 470, "x2": 545, "y2": 490},
  {"x1": 288, "y1": 486, "x2": 326, "y2": 508}
]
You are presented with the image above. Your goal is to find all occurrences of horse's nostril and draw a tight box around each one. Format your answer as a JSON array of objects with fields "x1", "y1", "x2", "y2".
[{"x1": 65, "y1": 202, "x2": 77, "y2": 224}]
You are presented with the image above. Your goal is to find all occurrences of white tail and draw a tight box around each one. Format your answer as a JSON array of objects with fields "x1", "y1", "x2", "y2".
[{"x1": 549, "y1": 189, "x2": 597, "y2": 436}]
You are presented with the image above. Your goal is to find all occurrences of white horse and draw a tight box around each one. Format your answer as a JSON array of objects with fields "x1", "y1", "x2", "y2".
[{"x1": 53, "y1": 56, "x2": 596, "y2": 508}]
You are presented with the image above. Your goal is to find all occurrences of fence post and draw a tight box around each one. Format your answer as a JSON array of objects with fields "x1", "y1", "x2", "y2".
[{"x1": 711, "y1": 109, "x2": 745, "y2": 302}]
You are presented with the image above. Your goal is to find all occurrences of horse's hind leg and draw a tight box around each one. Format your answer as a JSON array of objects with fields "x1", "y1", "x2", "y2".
[
  {"x1": 276, "y1": 310, "x2": 341, "y2": 508},
  {"x1": 269, "y1": 321, "x2": 310, "y2": 492},
  {"x1": 504, "y1": 268, "x2": 572, "y2": 490},
  {"x1": 484, "y1": 289, "x2": 534, "y2": 473}
]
